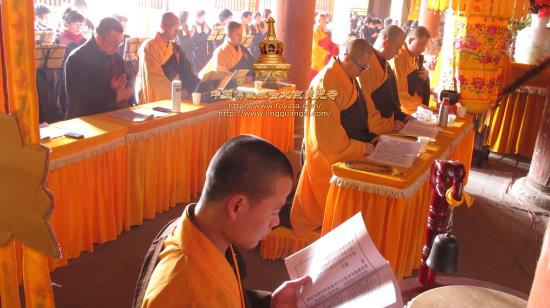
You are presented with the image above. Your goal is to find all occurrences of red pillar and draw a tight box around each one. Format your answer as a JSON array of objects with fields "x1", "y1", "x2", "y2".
[
  {"x1": 419, "y1": 4, "x2": 443, "y2": 56},
  {"x1": 273, "y1": 0, "x2": 315, "y2": 93},
  {"x1": 273, "y1": 0, "x2": 316, "y2": 150}
]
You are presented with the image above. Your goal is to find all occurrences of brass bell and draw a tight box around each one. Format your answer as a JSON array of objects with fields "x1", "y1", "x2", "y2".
[{"x1": 426, "y1": 232, "x2": 459, "y2": 273}]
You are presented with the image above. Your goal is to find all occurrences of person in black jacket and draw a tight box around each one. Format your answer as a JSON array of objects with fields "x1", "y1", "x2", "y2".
[
  {"x1": 65, "y1": 17, "x2": 133, "y2": 118},
  {"x1": 175, "y1": 11, "x2": 195, "y2": 66},
  {"x1": 191, "y1": 10, "x2": 211, "y2": 73}
]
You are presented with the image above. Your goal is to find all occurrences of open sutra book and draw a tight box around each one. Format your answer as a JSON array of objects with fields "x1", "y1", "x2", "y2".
[{"x1": 285, "y1": 213, "x2": 403, "y2": 308}]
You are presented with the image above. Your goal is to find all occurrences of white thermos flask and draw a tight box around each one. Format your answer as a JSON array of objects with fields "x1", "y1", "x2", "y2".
[
  {"x1": 172, "y1": 80, "x2": 182, "y2": 112},
  {"x1": 438, "y1": 97, "x2": 450, "y2": 127}
]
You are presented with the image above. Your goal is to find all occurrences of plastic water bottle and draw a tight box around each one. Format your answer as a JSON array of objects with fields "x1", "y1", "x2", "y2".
[
  {"x1": 438, "y1": 97, "x2": 450, "y2": 127},
  {"x1": 172, "y1": 80, "x2": 181, "y2": 112}
]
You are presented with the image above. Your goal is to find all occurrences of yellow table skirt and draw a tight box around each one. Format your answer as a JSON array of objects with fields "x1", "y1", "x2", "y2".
[
  {"x1": 487, "y1": 92, "x2": 545, "y2": 158},
  {"x1": 43, "y1": 118, "x2": 128, "y2": 269},
  {"x1": 228, "y1": 94, "x2": 296, "y2": 153},
  {"x1": 322, "y1": 129, "x2": 474, "y2": 280},
  {"x1": 3, "y1": 90, "x2": 296, "y2": 306},
  {"x1": 47, "y1": 144, "x2": 127, "y2": 269},
  {"x1": 36, "y1": 92, "x2": 296, "y2": 270},
  {"x1": 96, "y1": 96, "x2": 296, "y2": 228},
  {"x1": 122, "y1": 111, "x2": 231, "y2": 228},
  {"x1": 260, "y1": 116, "x2": 475, "y2": 280}
]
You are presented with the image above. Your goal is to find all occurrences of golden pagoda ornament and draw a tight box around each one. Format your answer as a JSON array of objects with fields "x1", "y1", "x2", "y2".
[{"x1": 253, "y1": 17, "x2": 291, "y2": 81}]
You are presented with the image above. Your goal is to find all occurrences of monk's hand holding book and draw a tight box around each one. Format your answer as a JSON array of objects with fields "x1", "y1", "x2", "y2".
[
  {"x1": 365, "y1": 142, "x2": 375, "y2": 155},
  {"x1": 271, "y1": 275, "x2": 311, "y2": 308},
  {"x1": 393, "y1": 120, "x2": 405, "y2": 132}
]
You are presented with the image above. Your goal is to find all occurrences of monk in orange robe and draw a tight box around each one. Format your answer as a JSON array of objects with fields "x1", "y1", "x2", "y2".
[
  {"x1": 139, "y1": 12, "x2": 199, "y2": 103},
  {"x1": 141, "y1": 135, "x2": 310, "y2": 307},
  {"x1": 392, "y1": 26, "x2": 431, "y2": 114},
  {"x1": 198, "y1": 21, "x2": 254, "y2": 79},
  {"x1": 358, "y1": 25, "x2": 410, "y2": 135},
  {"x1": 310, "y1": 13, "x2": 339, "y2": 80},
  {"x1": 291, "y1": 39, "x2": 376, "y2": 237}
]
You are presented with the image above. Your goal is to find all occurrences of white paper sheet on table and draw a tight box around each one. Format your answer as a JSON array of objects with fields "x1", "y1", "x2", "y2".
[
  {"x1": 367, "y1": 135, "x2": 421, "y2": 168},
  {"x1": 399, "y1": 120, "x2": 441, "y2": 139},
  {"x1": 285, "y1": 213, "x2": 403, "y2": 308},
  {"x1": 39, "y1": 124, "x2": 66, "y2": 140},
  {"x1": 110, "y1": 108, "x2": 168, "y2": 122}
]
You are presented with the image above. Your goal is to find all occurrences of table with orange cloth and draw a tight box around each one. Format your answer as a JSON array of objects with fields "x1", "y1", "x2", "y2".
[
  {"x1": 41, "y1": 88, "x2": 296, "y2": 270},
  {"x1": 44, "y1": 117, "x2": 128, "y2": 269},
  {"x1": 94, "y1": 91, "x2": 295, "y2": 229},
  {"x1": 261, "y1": 115, "x2": 475, "y2": 281},
  {"x1": 486, "y1": 63, "x2": 550, "y2": 158}
]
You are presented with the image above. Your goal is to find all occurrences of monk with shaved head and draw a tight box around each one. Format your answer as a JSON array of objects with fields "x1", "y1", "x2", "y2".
[
  {"x1": 138, "y1": 11, "x2": 198, "y2": 103},
  {"x1": 392, "y1": 26, "x2": 432, "y2": 114},
  {"x1": 291, "y1": 38, "x2": 377, "y2": 237},
  {"x1": 141, "y1": 135, "x2": 310, "y2": 307},
  {"x1": 358, "y1": 25, "x2": 412, "y2": 136},
  {"x1": 198, "y1": 20, "x2": 254, "y2": 79}
]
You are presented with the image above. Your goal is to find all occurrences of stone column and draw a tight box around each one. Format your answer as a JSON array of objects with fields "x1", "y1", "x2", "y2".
[
  {"x1": 513, "y1": 89, "x2": 550, "y2": 210},
  {"x1": 273, "y1": 0, "x2": 316, "y2": 150}
]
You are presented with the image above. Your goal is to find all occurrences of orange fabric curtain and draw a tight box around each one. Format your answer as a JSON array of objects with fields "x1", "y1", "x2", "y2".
[
  {"x1": 431, "y1": 0, "x2": 530, "y2": 113},
  {"x1": 1, "y1": 0, "x2": 40, "y2": 143},
  {"x1": 427, "y1": 0, "x2": 530, "y2": 19},
  {"x1": 0, "y1": 0, "x2": 55, "y2": 307}
]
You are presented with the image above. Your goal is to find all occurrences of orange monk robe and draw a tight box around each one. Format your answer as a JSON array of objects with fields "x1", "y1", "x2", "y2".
[
  {"x1": 138, "y1": 33, "x2": 176, "y2": 103},
  {"x1": 142, "y1": 205, "x2": 245, "y2": 308},
  {"x1": 392, "y1": 45, "x2": 425, "y2": 114},
  {"x1": 358, "y1": 52, "x2": 399, "y2": 135},
  {"x1": 310, "y1": 25, "x2": 339, "y2": 80},
  {"x1": 291, "y1": 58, "x2": 370, "y2": 237},
  {"x1": 198, "y1": 40, "x2": 243, "y2": 79}
]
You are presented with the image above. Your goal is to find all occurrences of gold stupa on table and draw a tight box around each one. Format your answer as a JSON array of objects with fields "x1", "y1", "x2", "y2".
[{"x1": 253, "y1": 17, "x2": 291, "y2": 81}]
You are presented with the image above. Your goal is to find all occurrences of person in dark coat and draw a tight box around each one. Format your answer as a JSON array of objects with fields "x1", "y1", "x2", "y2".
[
  {"x1": 191, "y1": 10, "x2": 211, "y2": 73},
  {"x1": 65, "y1": 17, "x2": 133, "y2": 118}
]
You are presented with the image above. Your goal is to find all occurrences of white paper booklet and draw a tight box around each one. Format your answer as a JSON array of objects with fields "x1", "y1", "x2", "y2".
[
  {"x1": 39, "y1": 123, "x2": 66, "y2": 140},
  {"x1": 398, "y1": 120, "x2": 441, "y2": 139},
  {"x1": 110, "y1": 108, "x2": 167, "y2": 122},
  {"x1": 367, "y1": 135, "x2": 420, "y2": 168},
  {"x1": 285, "y1": 213, "x2": 403, "y2": 308}
]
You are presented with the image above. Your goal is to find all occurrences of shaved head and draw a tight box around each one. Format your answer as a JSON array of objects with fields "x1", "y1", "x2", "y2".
[
  {"x1": 379, "y1": 25, "x2": 405, "y2": 43},
  {"x1": 202, "y1": 135, "x2": 293, "y2": 203},
  {"x1": 226, "y1": 21, "x2": 243, "y2": 45},
  {"x1": 340, "y1": 38, "x2": 373, "y2": 78},
  {"x1": 226, "y1": 21, "x2": 242, "y2": 34},
  {"x1": 161, "y1": 12, "x2": 179, "y2": 26},
  {"x1": 406, "y1": 26, "x2": 431, "y2": 56},
  {"x1": 407, "y1": 26, "x2": 431, "y2": 40},
  {"x1": 375, "y1": 25, "x2": 405, "y2": 60},
  {"x1": 160, "y1": 12, "x2": 179, "y2": 40},
  {"x1": 345, "y1": 38, "x2": 373, "y2": 61}
]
